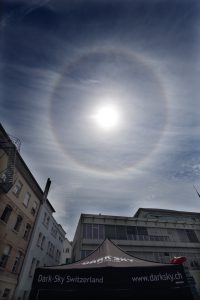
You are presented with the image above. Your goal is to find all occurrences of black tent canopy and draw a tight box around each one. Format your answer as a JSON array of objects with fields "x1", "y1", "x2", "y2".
[{"x1": 29, "y1": 239, "x2": 193, "y2": 300}]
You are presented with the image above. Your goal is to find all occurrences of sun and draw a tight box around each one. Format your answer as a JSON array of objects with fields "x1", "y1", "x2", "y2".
[{"x1": 91, "y1": 105, "x2": 120, "y2": 130}]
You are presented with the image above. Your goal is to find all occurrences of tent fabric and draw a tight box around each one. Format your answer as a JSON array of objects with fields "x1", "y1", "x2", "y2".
[
  {"x1": 45, "y1": 238, "x2": 168, "y2": 269},
  {"x1": 29, "y1": 239, "x2": 193, "y2": 300}
]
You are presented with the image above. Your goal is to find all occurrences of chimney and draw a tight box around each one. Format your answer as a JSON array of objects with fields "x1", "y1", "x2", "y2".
[{"x1": 43, "y1": 178, "x2": 51, "y2": 202}]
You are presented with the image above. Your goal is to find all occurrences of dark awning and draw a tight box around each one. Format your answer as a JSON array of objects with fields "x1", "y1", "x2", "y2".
[{"x1": 29, "y1": 239, "x2": 193, "y2": 300}]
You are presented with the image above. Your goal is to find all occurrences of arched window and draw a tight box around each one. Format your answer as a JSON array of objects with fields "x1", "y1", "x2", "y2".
[
  {"x1": 13, "y1": 215, "x2": 23, "y2": 232},
  {"x1": 0, "y1": 205, "x2": 13, "y2": 223}
]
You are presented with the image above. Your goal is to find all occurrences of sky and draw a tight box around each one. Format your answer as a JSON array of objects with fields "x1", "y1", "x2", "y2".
[{"x1": 1, "y1": 0, "x2": 200, "y2": 240}]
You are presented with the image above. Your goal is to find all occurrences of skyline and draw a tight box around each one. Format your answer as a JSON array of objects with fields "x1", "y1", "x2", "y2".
[{"x1": 1, "y1": 0, "x2": 200, "y2": 240}]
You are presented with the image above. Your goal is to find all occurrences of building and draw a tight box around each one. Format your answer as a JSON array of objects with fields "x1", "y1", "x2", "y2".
[
  {"x1": 14, "y1": 183, "x2": 68, "y2": 300},
  {"x1": 72, "y1": 208, "x2": 200, "y2": 294},
  {"x1": 60, "y1": 238, "x2": 72, "y2": 265},
  {"x1": 0, "y1": 124, "x2": 43, "y2": 299},
  {"x1": 0, "y1": 124, "x2": 71, "y2": 300}
]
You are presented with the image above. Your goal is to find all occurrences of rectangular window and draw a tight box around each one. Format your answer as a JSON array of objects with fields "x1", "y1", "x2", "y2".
[
  {"x1": 2, "y1": 288, "x2": 11, "y2": 299},
  {"x1": 31, "y1": 201, "x2": 37, "y2": 216},
  {"x1": 29, "y1": 258, "x2": 36, "y2": 277},
  {"x1": 41, "y1": 236, "x2": 46, "y2": 250},
  {"x1": 22, "y1": 290, "x2": 28, "y2": 300},
  {"x1": 0, "y1": 205, "x2": 13, "y2": 223},
  {"x1": 186, "y1": 229, "x2": 199, "y2": 243},
  {"x1": 12, "y1": 251, "x2": 22, "y2": 273},
  {"x1": 116, "y1": 226, "x2": 127, "y2": 240},
  {"x1": 127, "y1": 226, "x2": 137, "y2": 240},
  {"x1": 23, "y1": 192, "x2": 31, "y2": 207},
  {"x1": 105, "y1": 225, "x2": 116, "y2": 239},
  {"x1": 37, "y1": 233, "x2": 42, "y2": 247},
  {"x1": 36, "y1": 260, "x2": 40, "y2": 269},
  {"x1": 81, "y1": 250, "x2": 93, "y2": 259},
  {"x1": 0, "y1": 245, "x2": 12, "y2": 268},
  {"x1": 43, "y1": 213, "x2": 50, "y2": 228},
  {"x1": 137, "y1": 226, "x2": 148, "y2": 236},
  {"x1": 51, "y1": 224, "x2": 57, "y2": 238},
  {"x1": 13, "y1": 180, "x2": 23, "y2": 197},
  {"x1": 87, "y1": 224, "x2": 93, "y2": 239},
  {"x1": 92, "y1": 224, "x2": 99, "y2": 239},
  {"x1": 13, "y1": 215, "x2": 23, "y2": 232},
  {"x1": 99, "y1": 224, "x2": 104, "y2": 239},
  {"x1": 23, "y1": 223, "x2": 31, "y2": 240},
  {"x1": 82, "y1": 224, "x2": 105, "y2": 239}
]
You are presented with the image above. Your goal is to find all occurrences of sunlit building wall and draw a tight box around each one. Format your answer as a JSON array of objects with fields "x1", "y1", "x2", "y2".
[
  {"x1": 72, "y1": 208, "x2": 200, "y2": 294},
  {"x1": 14, "y1": 199, "x2": 67, "y2": 300},
  {"x1": 0, "y1": 124, "x2": 43, "y2": 300}
]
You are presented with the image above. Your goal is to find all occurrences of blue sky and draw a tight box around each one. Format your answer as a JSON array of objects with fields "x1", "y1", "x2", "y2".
[{"x1": 1, "y1": 0, "x2": 200, "y2": 240}]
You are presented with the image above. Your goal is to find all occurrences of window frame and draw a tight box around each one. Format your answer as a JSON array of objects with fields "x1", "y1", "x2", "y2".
[{"x1": 0, "y1": 205, "x2": 13, "y2": 223}]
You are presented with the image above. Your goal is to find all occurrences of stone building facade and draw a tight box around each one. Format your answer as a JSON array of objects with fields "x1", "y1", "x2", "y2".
[{"x1": 0, "y1": 124, "x2": 43, "y2": 300}]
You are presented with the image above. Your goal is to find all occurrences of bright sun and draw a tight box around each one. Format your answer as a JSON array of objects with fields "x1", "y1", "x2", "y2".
[{"x1": 91, "y1": 105, "x2": 120, "y2": 130}]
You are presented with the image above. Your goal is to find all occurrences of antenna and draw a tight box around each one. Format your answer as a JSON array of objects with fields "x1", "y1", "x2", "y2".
[{"x1": 193, "y1": 185, "x2": 200, "y2": 198}]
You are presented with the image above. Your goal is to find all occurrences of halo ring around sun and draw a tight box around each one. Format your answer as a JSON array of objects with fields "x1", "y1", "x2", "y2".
[{"x1": 48, "y1": 46, "x2": 169, "y2": 178}]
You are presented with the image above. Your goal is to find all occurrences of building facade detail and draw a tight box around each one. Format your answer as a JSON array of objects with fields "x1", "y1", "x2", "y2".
[
  {"x1": 72, "y1": 208, "x2": 200, "y2": 294},
  {"x1": 0, "y1": 124, "x2": 43, "y2": 300},
  {"x1": 14, "y1": 186, "x2": 68, "y2": 300}
]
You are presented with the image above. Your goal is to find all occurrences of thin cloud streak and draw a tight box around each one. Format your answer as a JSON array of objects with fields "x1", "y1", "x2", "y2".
[{"x1": 1, "y1": 0, "x2": 200, "y2": 240}]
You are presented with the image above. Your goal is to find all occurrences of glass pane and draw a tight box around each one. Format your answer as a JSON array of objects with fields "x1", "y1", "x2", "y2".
[
  {"x1": 93, "y1": 224, "x2": 98, "y2": 239},
  {"x1": 116, "y1": 226, "x2": 127, "y2": 240},
  {"x1": 105, "y1": 225, "x2": 116, "y2": 239},
  {"x1": 99, "y1": 224, "x2": 104, "y2": 239}
]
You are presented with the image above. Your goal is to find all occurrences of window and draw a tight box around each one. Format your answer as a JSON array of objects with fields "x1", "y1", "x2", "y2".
[
  {"x1": 41, "y1": 236, "x2": 46, "y2": 250},
  {"x1": 59, "y1": 236, "x2": 63, "y2": 243},
  {"x1": 0, "y1": 245, "x2": 12, "y2": 268},
  {"x1": 23, "y1": 223, "x2": 31, "y2": 240},
  {"x1": 36, "y1": 260, "x2": 40, "y2": 269},
  {"x1": 127, "y1": 226, "x2": 137, "y2": 240},
  {"x1": 13, "y1": 215, "x2": 23, "y2": 232},
  {"x1": 186, "y1": 229, "x2": 199, "y2": 243},
  {"x1": 82, "y1": 224, "x2": 105, "y2": 239},
  {"x1": 0, "y1": 205, "x2": 12, "y2": 223},
  {"x1": 13, "y1": 180, "x2": 23, "y2": 197},
  {"x1": 81, "y1": 250, "x2": 92, "y2": 259},
  {"x1": 22, "y1": 290, "x2": 28, "y2": 300},
  {"x1": 105, "y1": 225, "x2": 116, "y2": 239},
  {"x1": 37, "y1": 233, "x2": 42, "y2": 247},
  {"x1": 47, "y1": 242, "x2": 55, "y2": 257},
  {"x1": 46, "y1": 216, "x2": 50, "y2": 227},
  {"x1": 23, "y1": 192, "x2": 31, "y2": 207},
  {"x1": 51, "y1": 224, "x2": 57, "y2": 238},
  {"x1": 116, "y1": 226, "x2": 127, "y2": 240},
  {"x1": 56, "y1": 250, "x2": 61, "y2": 262},
  {"x1": 31, "y1": 201, "x2": 37, "y2": 216},
  {"x1": 2, "y1": 288, "x2": 11, "y2": 299},
  {"x1": 29, "y1": 258, "x2": 36, "y2": 277},
  {"x1": 137, "y1": 226, "x2": 148, "y2": 236},
  {"x1": 43, "y1": 213, "x2": 50, "y2": 228},
  {"x1": 12, "y1": 251, "x2": 22, "y2": 273}
]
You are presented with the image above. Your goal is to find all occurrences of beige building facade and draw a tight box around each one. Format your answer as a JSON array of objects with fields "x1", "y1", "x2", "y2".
[{"x1": 0, "y1": 124, "x2": 43, "y2": 300}]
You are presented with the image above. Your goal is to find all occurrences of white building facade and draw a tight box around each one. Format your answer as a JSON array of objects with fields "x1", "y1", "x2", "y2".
[
  {"x1": 14, "y1": 197, "x2": 67, "y2": 300},
  {"x1": 60, "y1": 238, "x2": 72, "y2": 265},
  {"x1": 72, "y1": 208, "x2": 200, "y2": 295}
]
